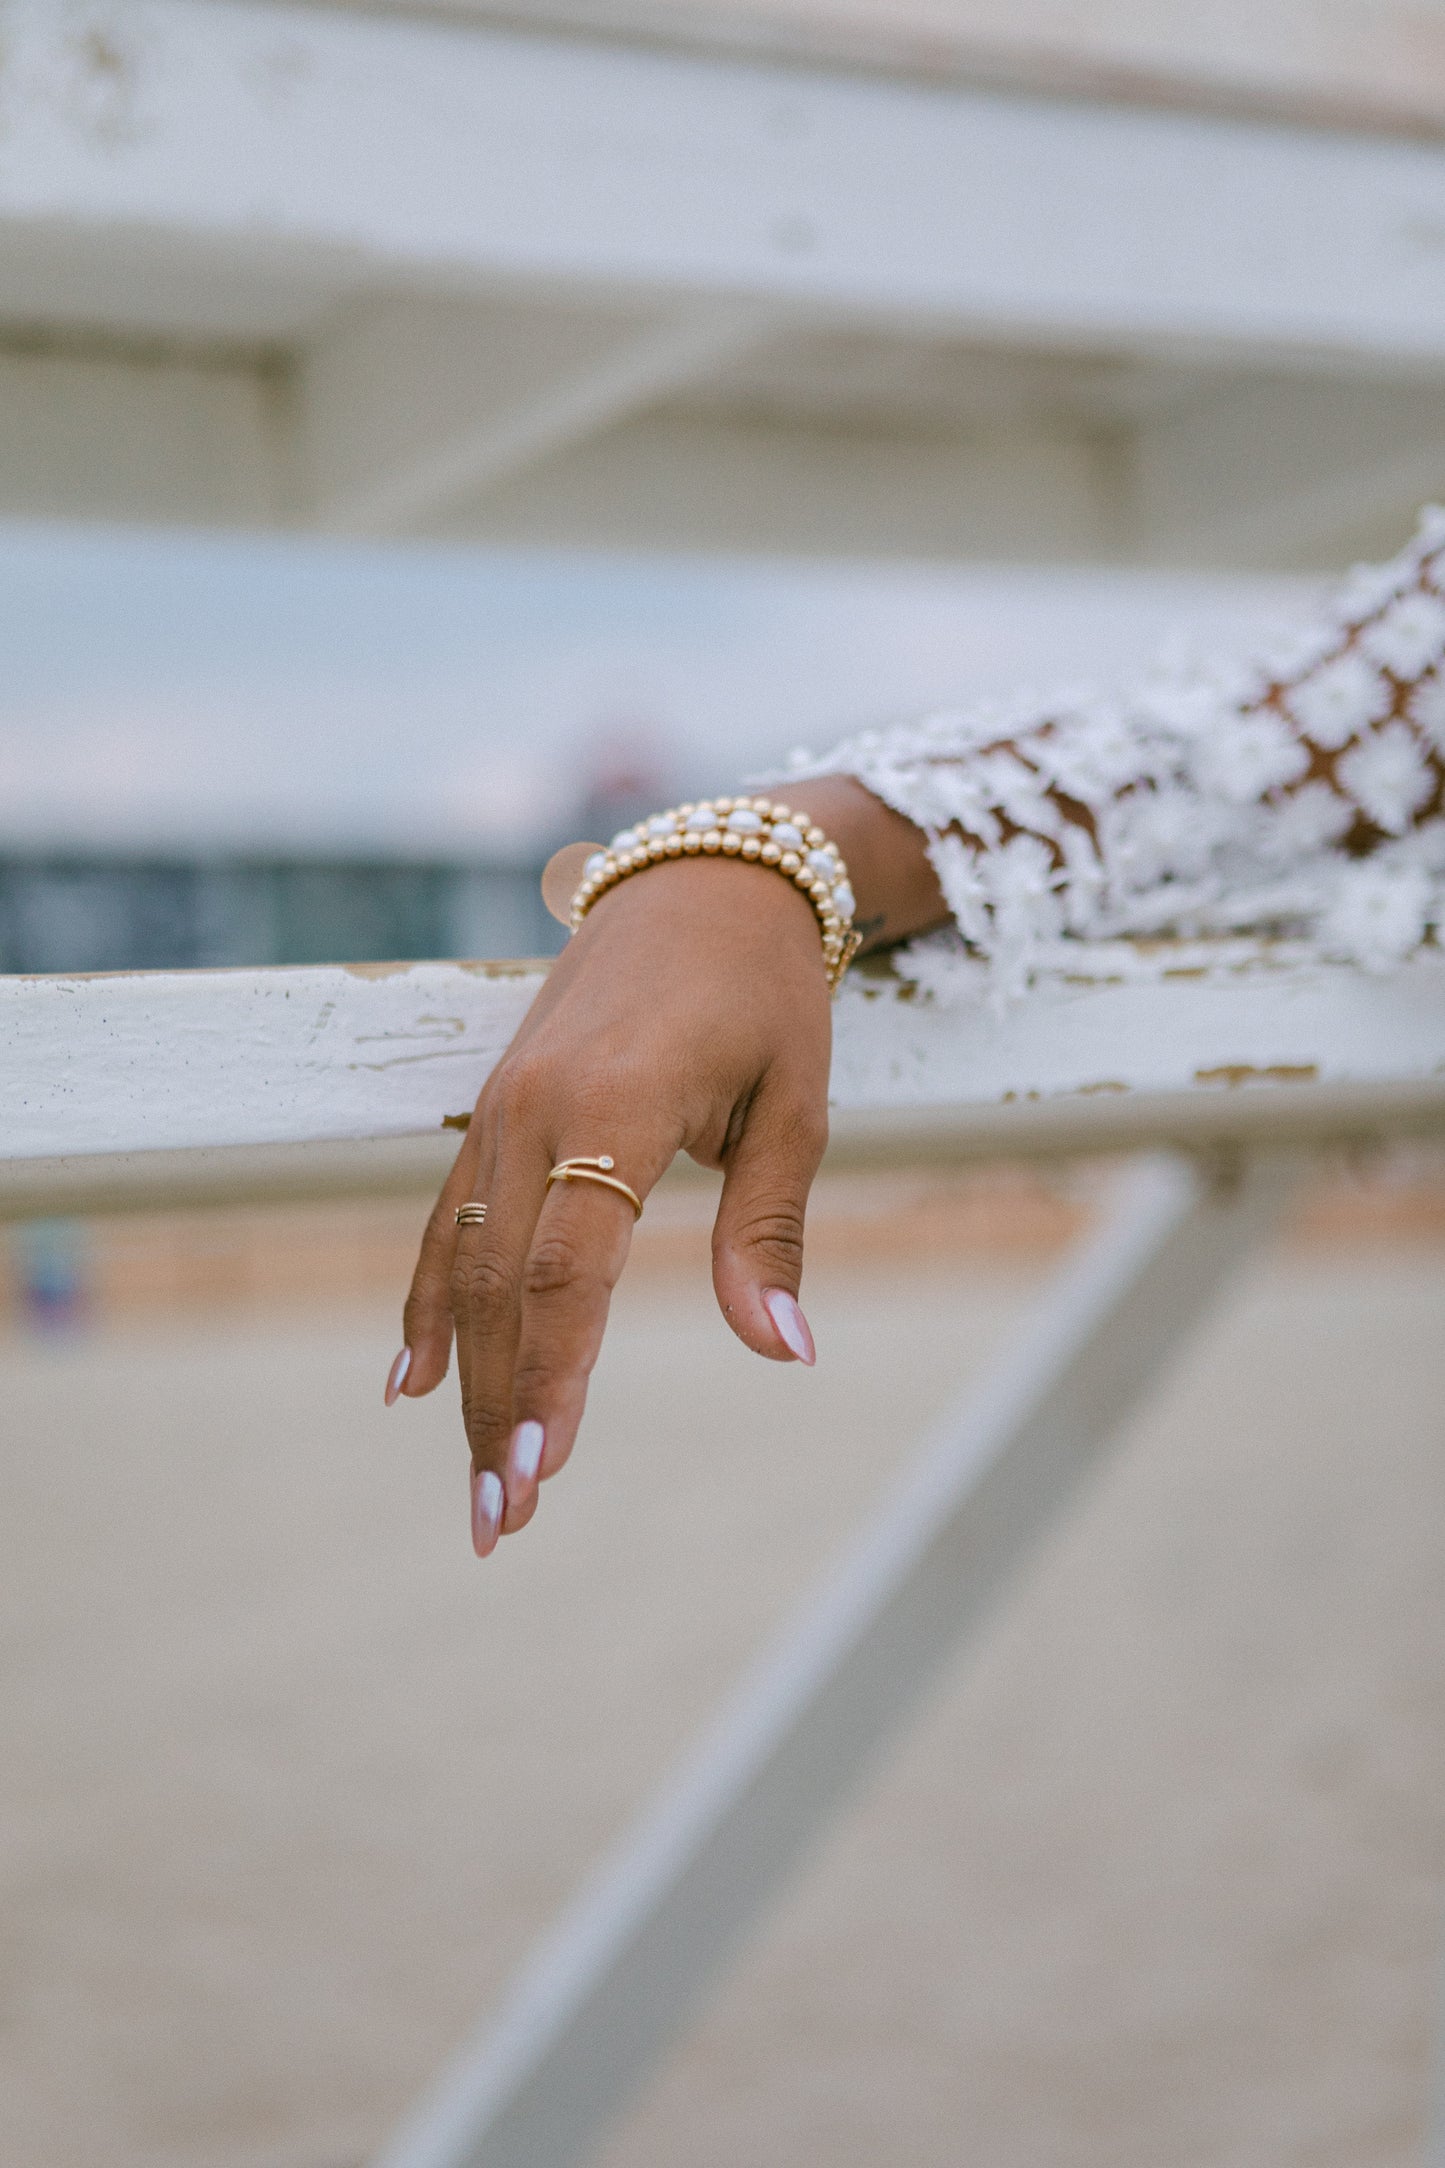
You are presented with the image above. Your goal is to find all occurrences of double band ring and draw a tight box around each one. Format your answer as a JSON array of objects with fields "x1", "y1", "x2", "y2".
[
  {"x1": 455, "y1": 1202, "x2": 489, "y2": 1227},
  {"x1": 545, "y1": 1154, "x2": 643, "y2": 1221}
]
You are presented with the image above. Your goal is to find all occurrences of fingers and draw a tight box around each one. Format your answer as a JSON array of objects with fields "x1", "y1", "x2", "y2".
[
  {"x1": 711, "y1": 1071, "x2": 828, "y2": 1364},
  {"x1": 395, "y1": 1135, "x2": 485, "y2": 1399},
  {"x1": 450, "y1": 1126, "x2": 551, "y2": 1536},
  {"x1": 501, "y1": 1140, "x2": 662, "y2": 1521}
]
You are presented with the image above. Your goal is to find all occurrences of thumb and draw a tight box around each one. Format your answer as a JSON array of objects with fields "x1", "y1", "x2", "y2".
[{"x1": 711, "y1": 1074, "x2": 827, "y2": 1364}]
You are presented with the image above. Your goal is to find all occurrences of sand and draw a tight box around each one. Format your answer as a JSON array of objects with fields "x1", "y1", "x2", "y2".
[{"x1": 1, "y1": 1235, "x2": 1443, "y2": 2167}]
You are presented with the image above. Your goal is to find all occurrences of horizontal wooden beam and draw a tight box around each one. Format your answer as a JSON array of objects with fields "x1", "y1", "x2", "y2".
[
  {"x1": 396, "y1": 0, "x2": 1445, "y2": 138},
  {"x1": 3, "y1": 949, "x2": 1444, "y2": 1216},
  {"x1": 7, "y1": 0, "x2": 1445, "y2": 371}
]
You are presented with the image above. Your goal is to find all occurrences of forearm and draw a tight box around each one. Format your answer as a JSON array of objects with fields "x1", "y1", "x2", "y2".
[{"x1": 782, "y1": 775, "x2": 948, "y2": 952}]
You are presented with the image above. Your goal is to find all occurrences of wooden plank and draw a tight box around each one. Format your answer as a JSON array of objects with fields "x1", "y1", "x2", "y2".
[
  {"x1": 7, "y1": 1, "x2": 1445, "y2": 372},
  {"x1": 3, "y1": 950, "x2": 1444, "y2": 1216},
  {"x1": 397, "y1": 0, "x2": 1445, "y2": 136}
]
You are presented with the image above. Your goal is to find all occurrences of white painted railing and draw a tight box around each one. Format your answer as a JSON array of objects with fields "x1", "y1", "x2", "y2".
[
  {"x1": 5, "y1": 947, "x2": 1445, "y2": 1215},
  {"x1": 5, "y1": 947, "x2": 1445, "y2": 2166}
]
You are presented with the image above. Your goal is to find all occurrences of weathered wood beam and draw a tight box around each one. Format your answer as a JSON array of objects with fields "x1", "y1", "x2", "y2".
[
  {"x1": 5, "y1": 1, "x2": 1445, "y2": 368},
  {"x1": 4, "y1": 951, "x2": 1445, "y2": 1218}
]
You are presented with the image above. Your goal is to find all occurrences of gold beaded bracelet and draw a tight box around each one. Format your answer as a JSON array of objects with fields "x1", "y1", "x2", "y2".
[{"x1": 562, "y1": 798, "x2": 863, "y2": 991}]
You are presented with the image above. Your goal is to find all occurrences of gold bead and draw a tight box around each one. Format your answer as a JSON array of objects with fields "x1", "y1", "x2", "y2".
[
  {"x1": 779, "y1": 850, "x2": 801, "y2": 874},
  {"x1": 740, "y1": 836, "x2": 762, "y2": 859},
  {"x1": 760, "y1": 841, "x2": 782, "y2": 865},
  {"x1": 631, "y1": 847, "x2": 651, "y2": 869},
  {"x1": 769, "y1": 803, "x2": 791, "y2": 824},
  {"x1": 647, "y1": 839, "x2": 667, "y2": 861},
  {"x1": 808, "y1": 877, "x2": 829, "y2": 900},
  {"x1": 822, "y1": 913, "x2": 841, "y2": 934},
  {"x1": 682, "y1": 832, "x2": 703, "y2": 854},
  {"x1": 793, "y1": 868, "x2": 812, "y2": 888},
  {"x1": 721, "y1": 831, "x2": 743, "y2": 855},
  {"x1": 714, "y1": 796, "x2": 734, "y2": 814},
  {"x1": 806, "y1": 826, "x2": 825, "y2": 848},
  {"x1": 702, "y1": 830, "x2": 723, "y2": 853},
  {"x1": 750, "y1": 795, "x2": 773, "y2": 813},
  {"x1": 677, "y1": 803, "x2": 695, "y2": 816},
  {"x1": 664, "y1": 834, "x2": 684, "y2": 856}
]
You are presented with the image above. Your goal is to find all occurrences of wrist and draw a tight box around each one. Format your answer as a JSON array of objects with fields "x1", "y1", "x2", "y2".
[
  {"x1": 781, "y1": 776, "x2": 947, "y2": 950},
  {"x1": 566, "y1": 794, "x2": 861, "y2": 988}
]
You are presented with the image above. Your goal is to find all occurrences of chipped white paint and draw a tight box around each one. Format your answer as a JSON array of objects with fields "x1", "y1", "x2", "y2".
[{"x1": 3, "y1": 947, "x2": 1444, "y2": 1184}]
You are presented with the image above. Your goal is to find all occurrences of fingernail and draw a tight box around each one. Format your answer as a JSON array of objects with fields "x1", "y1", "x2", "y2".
[
  {"x1": 762, "y1": 1287, "x2": 815, "y2": 1365},
  {"x1": 509, "y1": 1419, "x2": 544, "y2": 1490},
  {"x1": 471, "y1": 1469, "x2": 504, "y2": 1558},
  {"x1": 385, "y1": 1347, "x2": 412, "y2": 1406}
]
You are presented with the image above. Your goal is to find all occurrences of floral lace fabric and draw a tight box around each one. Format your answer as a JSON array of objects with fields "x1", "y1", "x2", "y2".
[{"x1": 782, "y1": 509, "x2": 1445, "y2": 998}]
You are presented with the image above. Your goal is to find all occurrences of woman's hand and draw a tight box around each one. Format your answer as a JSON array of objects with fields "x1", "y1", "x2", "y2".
[
  {"x1": 387, "y1": 852, "x2": 832, "y2": 1554},
  {"x1": 386, "y1": 776, "x2": 945, "y2": 1556}
]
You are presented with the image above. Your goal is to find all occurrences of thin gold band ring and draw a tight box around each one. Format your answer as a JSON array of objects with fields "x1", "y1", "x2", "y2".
[{"x1": 545, "y1": 1156, "x2": 643, "y2": 1221}]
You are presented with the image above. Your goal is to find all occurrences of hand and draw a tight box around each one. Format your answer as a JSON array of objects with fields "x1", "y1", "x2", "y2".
[{"x1": 387, "y1": 851, "x2": 833, "y2": 1556}]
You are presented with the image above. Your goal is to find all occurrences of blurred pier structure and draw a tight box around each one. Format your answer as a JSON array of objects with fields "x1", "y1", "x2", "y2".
[
  {"x1": 0, "y1": 854, "x2": 559, "y2": 974},
  {"x1": 0, "y1": 0, "x2": 1442, "y2": 570}
]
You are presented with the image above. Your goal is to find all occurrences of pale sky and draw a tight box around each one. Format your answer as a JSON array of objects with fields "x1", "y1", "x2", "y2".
[{"x1": 0, "y1": 524, "x2": 1315, "y2": 858}]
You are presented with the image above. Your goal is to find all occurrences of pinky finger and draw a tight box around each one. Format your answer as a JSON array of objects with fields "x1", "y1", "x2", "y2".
[{"x1": 399, "y1": 1144, "x2": 485, "y2": 1398}]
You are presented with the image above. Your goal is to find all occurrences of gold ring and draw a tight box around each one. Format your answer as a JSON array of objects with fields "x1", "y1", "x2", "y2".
[
  {"x1": 545, "y1": 1155, "x2": 643, "y2": 1221},
  {"x1": 455, "y1": 1202, "x2": 489, "y2": 1226}
]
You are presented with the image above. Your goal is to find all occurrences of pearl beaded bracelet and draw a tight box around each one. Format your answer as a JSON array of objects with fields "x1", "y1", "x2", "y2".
[{"x1": 568, "y1": 798, "x2": 863, "y2": 991}]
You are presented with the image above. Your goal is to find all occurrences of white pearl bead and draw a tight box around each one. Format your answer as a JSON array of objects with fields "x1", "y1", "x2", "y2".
[
  {"x1": 725, "y1": 808, "x2": 764, "y2": 834},
  {"x1": 832, "y1": 882, "x2": 856, "y2": 920},
  {"x1": 805, "y1": 848, "x2": 838, "y2": 877},
  {"x1": 683, "y1": 806, "x2": 716, "y2": 832},
  {"x1": 770, "y1": 821, "x2": 805, "y2": 848},
  {"x1": 611, "y1": 828, "x2": 640, "y2": 852},
  {"x1": 646, "y1": 812, "x2": 680, "y2": 837},
  {"x1": 583, "y1": 851, "x2": 609, "y2": 878}
]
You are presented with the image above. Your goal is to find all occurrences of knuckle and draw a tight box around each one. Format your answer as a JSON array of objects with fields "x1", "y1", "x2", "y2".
[
  {"x1": 449, "y1": 1250, "x2": 516, "y2": 1320},
  {"x1": 492, "y1": 1052, "x2": 550, "y2": 1120},
  {"x1": 459, "y1": 1388, "x2": 511, "y2": 1446},
  {"x1": 721, "y1": 1201, "x2": 807, "y2": 1272},
  {"x1": 524, "y1": 1234, "x2": 590, "y2": 1302},
  {"x1": 781, "y1": 1097, "x2": 829, "y2": 1165},
  {"x1": 402, "y1": 1285, "x2": 438, "y2": 1338},
  {"x1": 510, "y1": 1355, "x2": 563, "y2": 1409}
]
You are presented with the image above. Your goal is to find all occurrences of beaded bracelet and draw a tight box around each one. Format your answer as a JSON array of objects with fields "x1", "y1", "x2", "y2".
[{"x1": 568, "y1": 798, "x2": 863, "y2": 991}]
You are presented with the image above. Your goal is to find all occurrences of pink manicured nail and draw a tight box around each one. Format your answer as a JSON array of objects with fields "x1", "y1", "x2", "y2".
[
  {"x1": 762, "y1": 1288, "x2": 816, "y2": 1365},
  {"x1": 471, "y1": 1469, "x2": 504, "y2": 1557},
  {"x1": 384, "y1": 1347, "x2": 412, "y2": 1405},
  {"x1": 509, "y1": 1420, "x2": 545, "y2": 1490}
]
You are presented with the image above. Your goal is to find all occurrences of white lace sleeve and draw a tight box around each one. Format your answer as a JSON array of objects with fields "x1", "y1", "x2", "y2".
[{"x1": 782, "y1": 509, "x2": 1445, "y2": 997}]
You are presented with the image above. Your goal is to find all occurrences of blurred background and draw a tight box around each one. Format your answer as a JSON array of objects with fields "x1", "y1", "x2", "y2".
[{"x1": 4, "y1": 2, "x2": 1445, "y2": 2164}]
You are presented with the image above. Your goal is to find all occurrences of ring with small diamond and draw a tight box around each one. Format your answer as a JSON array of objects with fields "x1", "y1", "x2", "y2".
[{"x1": 544, "y1": 1156, "x2": 643, "y2": 1220}]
